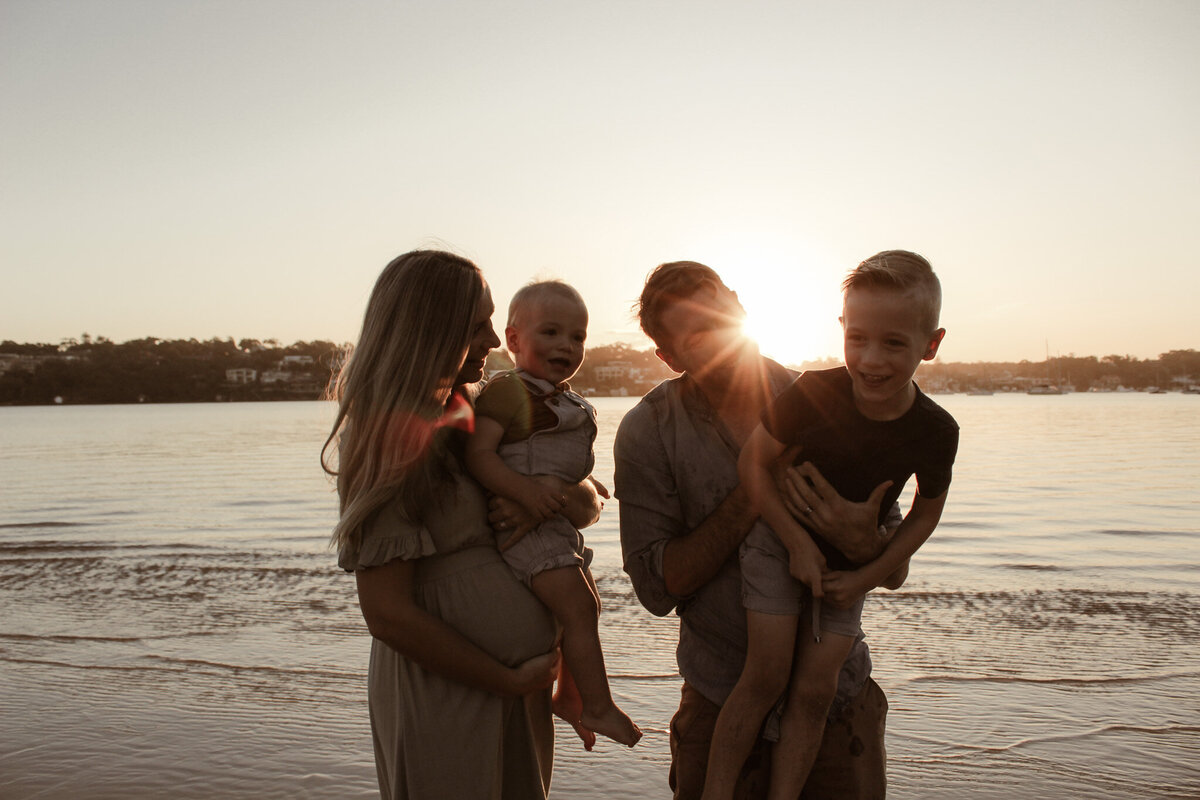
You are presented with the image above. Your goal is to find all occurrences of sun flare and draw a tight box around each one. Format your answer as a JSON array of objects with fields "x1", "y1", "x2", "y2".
[{"x1": 693, "y1": 233, "x2": 846, "y2": 367}]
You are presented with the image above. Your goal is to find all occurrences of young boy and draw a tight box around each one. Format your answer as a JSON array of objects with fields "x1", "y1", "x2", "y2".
[
  {"x1": 466, "y1": 280, "x2": 642, "y2": 749},
  {"x1": 702, "y1": 250, "x2": 959, "y2": 799}
]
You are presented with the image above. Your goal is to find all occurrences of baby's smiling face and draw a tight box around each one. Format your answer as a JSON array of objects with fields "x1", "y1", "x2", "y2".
[{"x1": 506, "y1": 294, "x2": 588, "y2": 385}]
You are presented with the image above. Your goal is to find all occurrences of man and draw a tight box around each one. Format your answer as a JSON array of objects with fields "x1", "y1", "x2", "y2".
[{"x1": 615, "y1": 261, "x2": 906, "y2": 799}]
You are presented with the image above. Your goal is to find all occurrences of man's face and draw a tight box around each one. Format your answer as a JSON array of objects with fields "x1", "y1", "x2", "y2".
[{"x1": 655, "y1": 282, "x2": 756, "y2": 383}]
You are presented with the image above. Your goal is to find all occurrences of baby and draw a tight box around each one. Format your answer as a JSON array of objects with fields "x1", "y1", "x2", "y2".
[{"x1": 466, "y1": 280, "x2": 641, "y2": 749}]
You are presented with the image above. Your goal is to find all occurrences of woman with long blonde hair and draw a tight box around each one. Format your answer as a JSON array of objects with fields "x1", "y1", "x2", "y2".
[{"x1": 324, "y1": 250, "x2": 600, "y2": 799}]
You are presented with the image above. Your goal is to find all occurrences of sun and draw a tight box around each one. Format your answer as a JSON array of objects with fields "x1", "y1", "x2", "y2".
[{"x1": 691, "y1": 233, "x2": 845, "y2": 367}]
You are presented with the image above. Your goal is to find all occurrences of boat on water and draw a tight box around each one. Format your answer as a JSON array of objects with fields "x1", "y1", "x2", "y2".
[{"x1": 1027, "y1": 384, "x2": 1064, "y2": 395}]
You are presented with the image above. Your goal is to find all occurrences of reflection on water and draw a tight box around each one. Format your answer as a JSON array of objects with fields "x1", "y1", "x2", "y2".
[{"x1": 1, "y1": 395, "x2": 1198, "y2": 799}]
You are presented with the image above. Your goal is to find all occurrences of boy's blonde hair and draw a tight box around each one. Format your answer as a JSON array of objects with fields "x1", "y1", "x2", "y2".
[
  {"x1": 843, "y1": 250, "x2": 942, "y2": 335},
  {"x1": 507, "y1": 280, "x2": 587, "y2": 329}
]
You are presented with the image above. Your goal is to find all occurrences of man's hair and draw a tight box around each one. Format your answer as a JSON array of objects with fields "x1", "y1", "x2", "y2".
[
  {"x1": 507, "y1": 280, "x2": 587, "y2": 329},
  {"x1": 843, "y1": 250, "x2": 942, "y2": 334},
  {"x1": 636, "y1": 261, "x2": 731, "y2": 349}
]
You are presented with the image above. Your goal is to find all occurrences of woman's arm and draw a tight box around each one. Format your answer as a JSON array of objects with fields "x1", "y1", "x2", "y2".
[
  {"x1": 488, "y1": 473, "x2": 604, "y2": 546},
  {"x1": 355, "y1": 557, "x2": 559, "y2": 696}
]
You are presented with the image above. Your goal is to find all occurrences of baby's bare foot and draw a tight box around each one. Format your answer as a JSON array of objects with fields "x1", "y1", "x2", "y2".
[
  {"x1": 580, "y1": 705, "x2": 642, "y2": 748},
  {"x1": 553, "y1": 674, "x2": 595, "y2": 750}
]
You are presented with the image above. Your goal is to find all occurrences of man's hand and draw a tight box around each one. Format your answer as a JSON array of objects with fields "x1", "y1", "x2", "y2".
[{"x1": 780, "y1": 462, "x2": 891, "y2": 563}]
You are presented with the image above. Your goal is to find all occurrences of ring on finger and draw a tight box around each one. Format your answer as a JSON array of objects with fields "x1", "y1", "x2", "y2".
[{"x1": 803, "y1": 506, "x2": 814, "y2": 514}]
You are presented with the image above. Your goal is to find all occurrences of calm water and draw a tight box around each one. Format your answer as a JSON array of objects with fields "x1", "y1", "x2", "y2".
[{"x1": 1, "y1": 394, "x2": 1198, "y2": 799}]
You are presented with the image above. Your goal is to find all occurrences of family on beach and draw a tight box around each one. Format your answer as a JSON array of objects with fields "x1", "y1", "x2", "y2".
[{"x1": 322, "y1": 248, "x2": 959, "y2": 799}]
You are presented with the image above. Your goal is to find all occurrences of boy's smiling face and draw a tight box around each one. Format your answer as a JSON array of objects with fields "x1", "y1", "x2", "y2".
[
  {"x1": 506, "y1": 294, "x2": 588, "y2": 385},
  {"x1": 841, "y1": 286, "x2": 945, "y2": 420}
]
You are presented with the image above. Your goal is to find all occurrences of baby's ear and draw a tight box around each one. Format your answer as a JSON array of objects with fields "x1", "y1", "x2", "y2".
[
  {"x1": 923, "y1": 329, "x2": 946, "y2": 361},
  {"x1": 505, "y1": 326, "x2": 521, "y2": 354}
]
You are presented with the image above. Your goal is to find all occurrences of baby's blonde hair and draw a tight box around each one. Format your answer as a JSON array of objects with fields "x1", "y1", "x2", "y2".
[
  {"x1": 843, "y1": 250, "x2": 942, "y2": 334},
  {"x1": 507, "y1": 280, "x2": 587, "y2": 329}
]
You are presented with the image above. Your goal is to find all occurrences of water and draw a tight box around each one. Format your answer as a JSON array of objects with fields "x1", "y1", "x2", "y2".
[{"x1": 1, "y1": 394, "x2": 1198, "y2": 799}]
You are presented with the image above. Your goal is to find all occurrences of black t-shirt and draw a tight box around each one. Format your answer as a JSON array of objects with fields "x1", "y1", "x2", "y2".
[{"x1": 762, "y1": 366, "x2": 959, "y2": 569}]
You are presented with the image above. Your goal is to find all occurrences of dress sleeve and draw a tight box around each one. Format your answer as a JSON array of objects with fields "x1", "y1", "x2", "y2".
[
  {"x1": 615, "y1": 400, "x2": 688, "y2": 617},
  {"x1": 337, "y1": 495, "x2": 437, "y2": 571}
]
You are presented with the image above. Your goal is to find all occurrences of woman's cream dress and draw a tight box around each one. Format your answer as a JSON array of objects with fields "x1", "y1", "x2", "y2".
[{"x1": 340, "y1": 468, "x2": 557, "y2": 800}]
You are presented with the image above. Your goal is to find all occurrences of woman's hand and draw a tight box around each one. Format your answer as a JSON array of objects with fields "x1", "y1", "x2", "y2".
[
  {"x1": 506, "y1": 650, "x2": 562, "y2": 696},
  {"x1": 489, "y1": 475, "x2": 604, "y2": 550},
  {"x1": 518, "y1": 481, "x2": 567, "y2": 522},
  {"x1": 780, "y1": 461, "x2": 891, "y2": 563}
]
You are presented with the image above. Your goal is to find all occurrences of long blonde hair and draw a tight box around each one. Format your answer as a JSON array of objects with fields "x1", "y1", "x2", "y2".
[{"x1": 322, "y1": 250, "x2": 485, "y2": 551}]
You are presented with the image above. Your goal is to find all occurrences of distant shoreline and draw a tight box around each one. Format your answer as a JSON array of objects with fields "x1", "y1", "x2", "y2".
[{"x1": 2, "y1": 338, "x2": 1197, "y2": 406}]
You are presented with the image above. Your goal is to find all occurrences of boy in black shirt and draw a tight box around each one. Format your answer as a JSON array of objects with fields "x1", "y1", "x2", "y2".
[{"x1": 703, "y1": 250, "x2": 959, "y2": 799}]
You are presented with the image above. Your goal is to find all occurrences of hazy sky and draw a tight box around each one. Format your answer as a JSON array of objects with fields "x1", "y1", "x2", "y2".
[{"x1": 3, "y1": 1, "x2": 1198, "y2": 364}]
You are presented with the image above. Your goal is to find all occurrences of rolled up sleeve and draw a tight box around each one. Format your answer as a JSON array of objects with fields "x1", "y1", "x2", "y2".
[{"x1": 615, "y1": 400, "x2": 686, "y2": 617}]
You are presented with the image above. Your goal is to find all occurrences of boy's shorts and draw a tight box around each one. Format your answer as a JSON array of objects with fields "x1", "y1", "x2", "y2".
[
  {"x1": 498, "y1": 514, "x2": 593, "y2": 585},
  {"x1": 739, "y1": 520, "x2": 864, "y2": 638}
]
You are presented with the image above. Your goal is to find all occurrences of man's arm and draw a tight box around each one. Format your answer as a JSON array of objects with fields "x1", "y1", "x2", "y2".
[
  {"x1": 659, "y1": 484, "x2": 757, "y2": 598},
  {"x1": 616, "y1": 401, "x2": 759, "y2": 615}
]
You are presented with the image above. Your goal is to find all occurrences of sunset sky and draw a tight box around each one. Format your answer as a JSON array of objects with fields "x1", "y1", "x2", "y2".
[{"x1": 3, "y1": 1, "x2": 1198, "y2": 365}]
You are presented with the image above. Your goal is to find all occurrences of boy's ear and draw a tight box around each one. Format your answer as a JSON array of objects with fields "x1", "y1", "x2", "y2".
[
  {"x1": 655, "y1": 347, "x2": 683, "y2": 374},
  {"x1": 923, "y1": 329, "x2": 946, "y2": 361},
  {"x1": 504, "y1": 326, "x2": 521, "y2": 354}
]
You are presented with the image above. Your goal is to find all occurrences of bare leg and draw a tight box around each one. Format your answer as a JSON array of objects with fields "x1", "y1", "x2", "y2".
[
  {"x1": 552, "y1": 659, "x2": 596, "y2": 751},
  {"x1": 766, "y1": 613, "x2": 857, "y2": 800},
  {"x1": 530, "y1": 565, "x2": 641, "y2": 747},
  {"x1": 701, "y1": 610, "x2": 798, "y2": 800}
]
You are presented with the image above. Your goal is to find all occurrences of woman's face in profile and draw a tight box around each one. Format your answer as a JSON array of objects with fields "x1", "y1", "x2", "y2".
[{"x1": 454, "y1": 284, "x2": 501, "y2": 386}]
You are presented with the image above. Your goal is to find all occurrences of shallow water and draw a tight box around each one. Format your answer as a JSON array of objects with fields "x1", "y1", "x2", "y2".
[{"x1": 1, "y1": 394, "x2": 1198, "y2": 798}]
